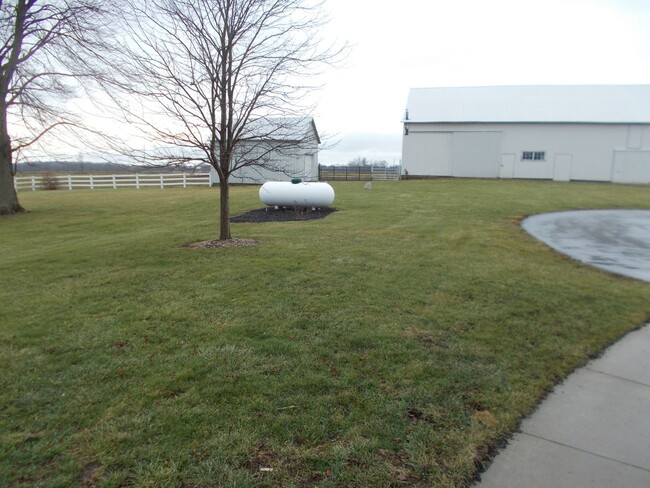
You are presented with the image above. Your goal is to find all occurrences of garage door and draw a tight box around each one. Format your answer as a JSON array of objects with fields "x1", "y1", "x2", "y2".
[
  {"x1": 403, "y1": 131, "x2": 452, "y2": 176},
  {"x1": 452, "y1": 132, "x2": 502, "y2": 178}
]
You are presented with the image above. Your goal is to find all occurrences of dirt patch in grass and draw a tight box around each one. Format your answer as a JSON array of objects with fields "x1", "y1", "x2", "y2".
[
  {"x1": 184, "y1": 238, "x2": 258, "y2": 248},
  {"x1": 231, "y1": 207, "x2": 337, "y2": 223},
  {"x1": 78, "y1": 462, "x2": 101, "y2": 486},
  {"x1": 377, "y1": 449, "x2": 419, "y2": 485},
  {"x1": 243, "y1": 445, "x2": 281, "y2": 476}
]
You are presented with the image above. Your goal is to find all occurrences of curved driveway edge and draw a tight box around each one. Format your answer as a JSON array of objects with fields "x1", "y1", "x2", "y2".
[
  {"x1": 475, "y1": 209, "x2": 650, "y2": 488},
  {"x1": 521, "y1": 209, "x2": 650, "y2": 282}
]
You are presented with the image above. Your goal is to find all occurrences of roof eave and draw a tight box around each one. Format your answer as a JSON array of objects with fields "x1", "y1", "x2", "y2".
[{"x1": 403, "y1": 120, "x2": 650, "y2": 125}]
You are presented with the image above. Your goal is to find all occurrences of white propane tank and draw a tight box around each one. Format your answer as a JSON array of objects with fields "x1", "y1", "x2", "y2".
[{"x1": 259, "y1": 181, "x2": 335, "y2": 208}]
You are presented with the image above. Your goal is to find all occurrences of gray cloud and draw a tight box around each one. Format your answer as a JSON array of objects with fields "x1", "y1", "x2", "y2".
[{"x1": 319, "y1": 131, "x2": 402, "y2": 165}]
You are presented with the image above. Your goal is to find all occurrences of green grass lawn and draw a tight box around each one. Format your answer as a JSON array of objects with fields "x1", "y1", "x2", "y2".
[{"x1": 1, "y1": 180, "x2": 649, "y2": 487}]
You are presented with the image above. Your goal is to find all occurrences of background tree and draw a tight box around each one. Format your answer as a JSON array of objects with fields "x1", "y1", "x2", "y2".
[
  {"x1": 348, "y1": 157, "x2": 389, "y2": 167},
  {"x1": 0, "y1": 0, "x2": 112, "y2": 215},
  {"x1": 348, "y1": 156, "x2": 370, "y2": 167},
  {"x1": 111, "y1": 0, "x2": 343, "y2": 240}
]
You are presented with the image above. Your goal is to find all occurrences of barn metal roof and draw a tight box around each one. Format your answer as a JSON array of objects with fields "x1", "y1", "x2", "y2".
[
  {"x1": 404, "y1": 85, "x2": 650, "y2": 124},
  {"x1": 243, "y1": 116, "x2": 320, "y2": 143}
]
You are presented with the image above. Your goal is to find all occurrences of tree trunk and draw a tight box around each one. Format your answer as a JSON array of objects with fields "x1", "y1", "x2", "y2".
[
  {"x1": 219, "y1": 177, "x2": 231, "y2": 240},
  {"x1": 0, "y1": 116, "x2": 23, "y2": 215}
]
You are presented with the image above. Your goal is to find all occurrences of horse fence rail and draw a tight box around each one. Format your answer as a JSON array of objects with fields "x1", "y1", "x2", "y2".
[
  {"x1": 318, "y1": 165, "x2": 400, "y2": 181},
  {"x1": 14, "y1": 172, "x2": 212, "y2": 191}
]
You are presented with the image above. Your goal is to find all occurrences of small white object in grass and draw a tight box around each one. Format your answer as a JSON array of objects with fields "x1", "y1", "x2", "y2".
[
  {"x1": 259, "y1": 467, "x2": 274, "y2": 472},
  {"x1": 364, "y1": 182, "x2": 372, "y2": 190}
]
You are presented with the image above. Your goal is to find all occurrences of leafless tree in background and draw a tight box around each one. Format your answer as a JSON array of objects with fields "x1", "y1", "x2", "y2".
[
  {"x1": 0, "y1": 0, "x2": 113, "y2": 215},
  {"x1": 112, "y1": 0, "x2": 344, "y2": 240}
]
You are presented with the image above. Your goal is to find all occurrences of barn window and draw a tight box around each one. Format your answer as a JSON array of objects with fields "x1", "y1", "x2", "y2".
[{"x1": 522, "y1": 151, "x2": 545, "y2": 161}]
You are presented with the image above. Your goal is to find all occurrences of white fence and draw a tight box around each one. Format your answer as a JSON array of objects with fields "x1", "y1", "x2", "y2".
[
  {"x1": 371, "y1": 166, "x2": 401, "y2": 181},
  {"x1": 318, "y1": 165, "x2": 401, "y2": 181},
  {"x1": 14, "y1": 172, "x2": 211, "y2": 191}
]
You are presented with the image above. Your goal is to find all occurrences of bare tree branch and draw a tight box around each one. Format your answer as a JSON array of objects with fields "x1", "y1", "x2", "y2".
[{"x1": 0, "y1": 0, "x2": 119, "y2": 215}]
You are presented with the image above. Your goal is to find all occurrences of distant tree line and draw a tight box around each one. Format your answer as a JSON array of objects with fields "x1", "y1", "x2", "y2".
[{"x1": 346, "y1": 157, "x2": 397, "y2": 167}]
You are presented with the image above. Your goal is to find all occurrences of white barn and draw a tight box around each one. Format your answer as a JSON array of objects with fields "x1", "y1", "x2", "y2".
[
  {"x1": 210, "y1": 117, "x2": 320, "y2": 184},
  {"x1": 402, "y1": 85, "x2": 650, "y2": 184}
]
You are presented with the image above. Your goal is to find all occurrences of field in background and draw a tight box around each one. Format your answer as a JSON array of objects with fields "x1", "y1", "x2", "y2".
[{"x1": 1, "y1": 181, "x2": 649, "y2": 487}]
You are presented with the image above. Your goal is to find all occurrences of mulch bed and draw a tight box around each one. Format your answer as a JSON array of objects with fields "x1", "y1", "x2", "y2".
[
  {"x1": 230, "y1": 207, "x2": 337, "y2": 223},
  {"x1": 184, "y1": 238, "x2": 258, "y2": 249},
  {"x1": 185, "y1": 208, "x2": 336, "y2": 248}
]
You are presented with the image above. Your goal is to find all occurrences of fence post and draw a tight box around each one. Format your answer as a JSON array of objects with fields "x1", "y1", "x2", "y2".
[
  {"x1": 68, "y1": 175, "x2": 72, "y2": 190},
  {"x1": 31, "y1": 176, "x2": 36, "y2": 191},
  {"x1": 90, "y1": 175, "x2": 94, "y2": 190},
  {"x1": 136, "y1": 174, "x2": 140, "y2": 189},
  {"x1": 183, "y1": 173, "x2": 187, "y2": 188},
  {"x1": 160, "y1": 174, "x2": 164, "y2": 189},
  {"x1": 112, "y1": 175, "x2": 116, "y2": 189}
]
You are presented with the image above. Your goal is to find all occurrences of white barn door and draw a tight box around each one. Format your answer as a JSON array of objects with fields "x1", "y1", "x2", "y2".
[
  {"x1": 500, "y1": 154, "x2": 515, "y2": 178},
  {"x1": 452, "y1": 132, "x2": 501, "y2": 178},
  {"x1": 303, "y1": 154, "x2": 312, "y2": 179},
  {"x1": 553, "y1": 154, "x2": 573, "y2": 181},
  {"x1": 403, "y1": 132, "x2": 452, "y2": 176}
]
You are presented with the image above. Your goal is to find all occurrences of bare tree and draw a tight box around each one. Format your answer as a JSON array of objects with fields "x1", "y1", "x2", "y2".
[
  {"x1": 349, "y1": 156, "x2": 370, "y2": 167},
  {"x1": 111, "y1": 0, "x2": 343, "y2": 240},
  {"x1": 0, "y1": 1, "x2": 113, "y2": 215}
]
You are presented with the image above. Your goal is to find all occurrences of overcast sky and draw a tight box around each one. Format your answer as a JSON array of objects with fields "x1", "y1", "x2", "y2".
[{"x1": 315, "y1": 0, "x2": 650, "y2": 164}]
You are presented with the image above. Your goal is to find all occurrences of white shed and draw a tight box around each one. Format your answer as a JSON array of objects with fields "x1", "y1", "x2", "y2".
[
  {"x1": 210, "y1": 116, "x2": 320, "y2": 184},
  {"x1": 402, "y1": 85, "x2": 650, "y2": 184}
]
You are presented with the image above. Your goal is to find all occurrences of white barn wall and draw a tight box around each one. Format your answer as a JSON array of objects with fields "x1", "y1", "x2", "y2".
[
  {"x1": 613, "y1": 150, "x2": 650, "y2": 183},
  {"x1": 452, "y1": 131, "x2": 501, "y2": 178},
  {"x1": 402, "y1": 123, "x2": 650, "y2": 183},
  {"x1": 211, "y1": 150, "x2": 318, "y2": 184},
  {"x1": 402, "y1": 131, "x2": 452, "y2": 176},
  {"x1": 209, "y1": 117, "x2": 320, "y2": 184}
]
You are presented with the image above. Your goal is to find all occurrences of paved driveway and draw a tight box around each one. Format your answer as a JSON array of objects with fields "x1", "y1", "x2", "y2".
[{"x1": 522, "y1": 209, "x2": 650, "y2": 282}]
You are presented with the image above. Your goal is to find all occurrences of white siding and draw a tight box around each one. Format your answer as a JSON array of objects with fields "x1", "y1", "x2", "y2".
[
  {"x1": 553, "y1": 154, "x2": 573, "y2": 181},
  {"x1": 613, "y1": 150, "x2": 650, "y2": 184},
  {"x1": 402, "y1": 131, "x2": 452, "y2": 176},
  {"x1": 627, "y1": 126, "x2": 643, "y2": 149},
  {"x1": 452, "y1": 132, "x2": 501, "y2": 178},
  {"x1": 402, "y1": 122, "x2": 650, "y2": 183},
  {"x1": 211, "y1": 148, "x2": 319, "y2": 184}
]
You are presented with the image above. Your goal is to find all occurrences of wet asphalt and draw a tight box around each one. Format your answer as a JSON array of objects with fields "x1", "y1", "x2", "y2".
[{"x1": 522, "y1": 209, "x2": 650, "y2": 282}]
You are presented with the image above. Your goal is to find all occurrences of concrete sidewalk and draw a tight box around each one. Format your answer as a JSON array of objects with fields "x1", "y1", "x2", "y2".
[{"x1": 475, "y1": 210, "x2": 650, "y2": 488}]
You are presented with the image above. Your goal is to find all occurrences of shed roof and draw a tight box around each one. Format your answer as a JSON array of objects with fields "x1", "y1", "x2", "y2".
[
  {"x1": 405, "y1": 85, "x2": 650, "y2": 124},
  {"x1": 243, "y1": 116, "x2": 320, "y2": 144}
]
